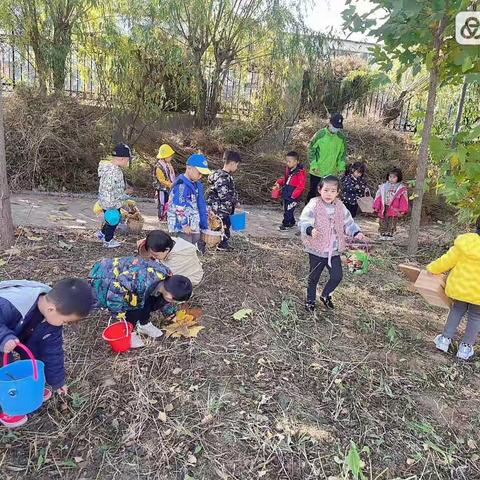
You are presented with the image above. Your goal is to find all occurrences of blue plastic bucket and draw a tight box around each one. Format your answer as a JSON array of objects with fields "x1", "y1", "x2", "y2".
[
  {"x1": 104, "y1": 209, "x2": 121, "y2": 226},
  {"x1": 0, "y1": 344, "x2": 46, "y2": 416},
  {"x1": 230, "y1": 212, "x2": 247, "y2": 231}
]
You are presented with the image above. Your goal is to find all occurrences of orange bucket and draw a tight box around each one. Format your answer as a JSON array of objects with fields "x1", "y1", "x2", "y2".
[{"x1": 102, "y1": 320, "x2": 133, "y2": 353}]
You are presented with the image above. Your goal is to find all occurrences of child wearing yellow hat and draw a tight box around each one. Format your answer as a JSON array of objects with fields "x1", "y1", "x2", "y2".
[{"x1": 154, "y1": 144, "x2": 176, "y2": 221}]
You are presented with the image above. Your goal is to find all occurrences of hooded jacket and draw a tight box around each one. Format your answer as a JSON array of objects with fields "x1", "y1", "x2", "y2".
[
  {"x1": 167, "y1": 174, "x2": 208, "y2": 233},
  {"x1": 0, "y1": 281, "x2": 66, "y2": 389},
  {"x1": 427, "y1": 233, "x2": 480, "y2": 305},
  {"x1": 206, "y1": 169, "x2": 238, "y2": 216},
  {"x1": 308, "y1": 128, "x2": 347, "y2": 178},
  {"x1": 373, "y1": 182, "x2": 409, "y2": 218},
  {"x1": 98, "y1": 159, "x2": 126, "y2": 210}
]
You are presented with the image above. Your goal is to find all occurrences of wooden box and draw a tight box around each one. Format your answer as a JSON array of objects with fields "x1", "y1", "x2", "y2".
[
  {"x1": 413, "y1": 269, "x2": 452, "y2": 309},
  {"x1": 399, "y1": 264, "x2": 421, "y2": 292}
]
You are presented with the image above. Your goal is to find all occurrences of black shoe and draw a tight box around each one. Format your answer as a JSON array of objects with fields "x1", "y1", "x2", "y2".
[
  {"x1": 279, "y1": 225, "x2": 287, "y2": 231},
  {"x1": 217, "y1": 243, "x2": 233, "y2": 252},
  {"x1": 321, "y1": 296, "x2": 334, "y2": 310},
  {"x1": 305, "y1": 301, "x2": 316, "y2": 312}
]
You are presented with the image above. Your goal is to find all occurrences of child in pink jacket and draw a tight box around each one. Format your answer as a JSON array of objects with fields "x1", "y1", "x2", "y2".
[{"x1": 373, "y1": 168, "x2": 409, "y2": 240}]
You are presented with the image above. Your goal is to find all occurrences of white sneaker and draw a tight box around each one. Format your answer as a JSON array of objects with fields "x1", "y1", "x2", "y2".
[
  {"x1": 96, "y1": 231, "x2": 105, "y2": 241},
  {"x1": 103, "y1": 239, "x2": 121, "y2": 248},
  {"x1": 137, "y1": 322, "x2": 164, "y2": 339},
  {"x1": 378, "y1": 235, "x2": 388, "y2": 241},
  {"x1": 435, "y1": 334, "x2": 451, "y2": 353},
  {"x1": 130, "y1": 332, "x2": 145, "y2": 348},
  {"x1": 385, "y1": 236, "x2": 395, "y2": 241},
  {"x1": 457, "y1": 342, "x2": 474, "y2": 360}
]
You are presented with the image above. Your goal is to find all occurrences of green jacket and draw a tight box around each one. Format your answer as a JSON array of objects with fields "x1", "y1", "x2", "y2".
[{"x1": 308, "y1": 128, "x2": 347, "y2": 178}]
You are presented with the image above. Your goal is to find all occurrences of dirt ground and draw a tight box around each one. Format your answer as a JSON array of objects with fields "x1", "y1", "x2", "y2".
[{"x1": 1, "y1": 216, "x2": 479, "y2": 480}]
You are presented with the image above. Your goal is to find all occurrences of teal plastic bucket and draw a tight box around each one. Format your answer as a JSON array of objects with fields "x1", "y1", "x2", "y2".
[
  {"x1": 230, "y1": 212, "x2": 247, "y2": 231},
  {"x1": 104, "y1": 209, "x2": 121, "y2": 226},
  {"x1": 0, "y1": 344, "x2": 46, "y2": 416}
]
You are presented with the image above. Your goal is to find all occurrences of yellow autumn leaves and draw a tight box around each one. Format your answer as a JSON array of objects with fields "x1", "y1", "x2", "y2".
[{"x1": 164, "y1": 310, "x2": 205, "y2": 338}]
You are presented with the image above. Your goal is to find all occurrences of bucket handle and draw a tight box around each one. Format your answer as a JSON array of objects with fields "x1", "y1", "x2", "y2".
[{"x1": 2, "y1": 343, "x2": 39, "y2": 381}]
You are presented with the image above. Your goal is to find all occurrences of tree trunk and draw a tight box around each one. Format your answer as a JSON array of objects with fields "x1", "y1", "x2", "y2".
[
  {"x1": 407, "y1": 16, "x2": 447, "y2": 256},
  {"x1": 0, "y1": 85, "x2": 15, "y2": 249},
  {"x1": 52, "y1": 21, "x2": 72, "y2": 93},
  {"x1": 451, "y1": 79, "x2": 468, "y2": 147}
]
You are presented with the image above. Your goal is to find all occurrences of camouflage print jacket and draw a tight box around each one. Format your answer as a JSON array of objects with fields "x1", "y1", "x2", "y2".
[{"x1": 206, "y1": 169, "x2": 237, "y2": 217}]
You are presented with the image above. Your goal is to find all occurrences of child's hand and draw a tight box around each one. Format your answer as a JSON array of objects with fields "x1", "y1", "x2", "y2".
[
  {"x1": 311, "y1": 228, "x2": 320, "y2": 239},
  {"x1": 356, "y1": 233, "x2": 369, "y2": 242},
  {"x1": 2, "y1": 338, "x2": 19, "y2": 354},
  {"x1": 56, "y1": 385, "x2": 68, "y2": 395},
  {"x1": 183, "y1": 225, "x2": 192, "y2": 235}
]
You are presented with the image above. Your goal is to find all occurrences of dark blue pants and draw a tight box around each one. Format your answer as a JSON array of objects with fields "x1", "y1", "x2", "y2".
[
  {"x1": 282, "y1": 199, "x2": 297, "y2": 227},
  {"x1": 101, "y1": 209, "x2": 121, "y2": 241}
]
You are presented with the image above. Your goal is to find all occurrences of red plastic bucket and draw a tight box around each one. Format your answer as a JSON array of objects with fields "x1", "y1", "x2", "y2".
[{"x1": 102, "y1": 320, "x2": 133, "y2": 353}]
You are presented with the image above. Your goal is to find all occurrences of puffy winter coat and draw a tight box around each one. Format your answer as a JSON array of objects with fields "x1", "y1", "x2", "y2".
[
  {"x1": 427, "y1": 233, "x2": 480, "y2": 305},
  {"x1": 277, "y1": 164, "x2": 307, "y2": 201},
  {"x1": 90, "y1": 256, "x2": 171, "y2": 313},
  {"x1": 0, "y1": 281, "x2": 66, "y2": 389},
  {"x1": 373, "y1": 182, "x2": 409, "y2": 218},
  {"x1": 98, "y1": 159, "x2": 127, "y2": 210},
  {"x1": 167, "y1": 174, "x2": 208, "y2": 233}
]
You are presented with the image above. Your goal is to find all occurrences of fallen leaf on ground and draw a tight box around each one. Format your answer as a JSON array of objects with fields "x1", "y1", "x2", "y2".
[
  {"x1": 27, "y1": 235, "x2": 43, "y2": 241},
  {"x1": 172, "y1": 367, "x2": 182, "y2": 375},
  {"x1": 165, "y1": 403, "x2": 174, "y2": 412},
  {"x1": 233, "y1": 308, "x2": 253, "y2": 321},
  {"x1": 74, "y1": 457, "x2": 83, "y2": 463},
  {"x1": 3, "y1": 246, "x2": 21, "y2": 256},
  {"x1": 187, "y1": 454, "x2": 197, "y2": 465},
  {"x1": 0, "y1": 259, "x2": 6, "y2": 267},
  {"x1": 165, "y1": 312, "x2": 205, "y2": 338},
  {"x1": 59, "y1": 240, "x2": 73, "y2": 251},
  {"x1": 158, "y1": 411, "x2": 167, "y2": 422}
]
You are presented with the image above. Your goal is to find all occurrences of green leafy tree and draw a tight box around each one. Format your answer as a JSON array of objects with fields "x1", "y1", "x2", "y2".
[
  {"x1": 343, "y1": 0, "x2": 480, "y2": 255},
  {"x1": 0, "y1": 0, "x2": 96, "y2": 93}
]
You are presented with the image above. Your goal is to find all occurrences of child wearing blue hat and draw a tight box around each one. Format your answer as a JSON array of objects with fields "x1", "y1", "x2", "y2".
[
  {"x1": 167, "y1": 154, "x2": 211, "y2": 252},
  {"x1": 97, "y1": 143, "x2": 132, "y2": 248}
]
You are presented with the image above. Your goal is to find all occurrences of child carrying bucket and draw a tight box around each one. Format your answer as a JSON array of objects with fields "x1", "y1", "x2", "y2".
[
  {"x1": 206, "y1": 150, "x2": 241, "y2": 251},
  {"x1": 89, "y1": 256, "x2": 193, "y2": 349},
  {"x1": 0, "y1": 279, "x2": 94, "y2": 428}
]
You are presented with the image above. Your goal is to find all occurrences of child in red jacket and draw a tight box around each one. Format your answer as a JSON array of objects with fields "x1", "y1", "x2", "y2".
[
  {"x1": 275, "y1": 151, "x2": 306, "y2": 230},
  {"x1": 373, "y1": 167, "x2": 409, "y2": 240}
]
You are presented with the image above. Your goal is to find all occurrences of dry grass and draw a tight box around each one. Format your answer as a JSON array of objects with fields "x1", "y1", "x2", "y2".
[{"x1": 1, "y1": 225, "x2": 479, "y2": 480}]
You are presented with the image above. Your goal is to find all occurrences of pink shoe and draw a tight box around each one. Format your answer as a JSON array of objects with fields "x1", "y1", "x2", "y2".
[
  {"x1": 0, "y1": 412, "x2": 28, "y2": 428},
  {"x1": 43, "y1": 388, "x2": 52, "y2": 402}
]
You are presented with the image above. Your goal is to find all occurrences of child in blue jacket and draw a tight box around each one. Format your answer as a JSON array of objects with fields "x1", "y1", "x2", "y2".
[
  {"x1": 167, "y1": 153, "x2": 211, "y2": 253},
  {"x1": 0, "y1": 278, "x2": 93, "y2": 428}
]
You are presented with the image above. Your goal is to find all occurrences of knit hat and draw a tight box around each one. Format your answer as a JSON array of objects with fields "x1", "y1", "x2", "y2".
[
  {"x1": 157, "y1": 144, "x2": 175, "y2": 159},
  {"x1": 329, "y1": 113, "x2": 344, "y2": 129},
  {"x1": 113, "y1": 143, "x2": 132, "y2": 158}
]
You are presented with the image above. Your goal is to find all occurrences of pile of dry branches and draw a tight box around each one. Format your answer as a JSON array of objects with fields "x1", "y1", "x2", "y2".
[{"x1": 4, "y1": 88, "x2": 111, "y2": 192}]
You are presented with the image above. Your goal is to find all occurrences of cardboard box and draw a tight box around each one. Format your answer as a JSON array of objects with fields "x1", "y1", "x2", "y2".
[
  {"x1": 413, "y1": 269, "x2": 452, "y2": 309},
  {"x1": 399, "y1": 264, "x2": 421, "y2": 293}
]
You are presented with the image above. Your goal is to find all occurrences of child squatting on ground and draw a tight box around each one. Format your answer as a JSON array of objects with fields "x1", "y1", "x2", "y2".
[
  {"x1": 154, "y1": 144, "x2": 176, "y2": 221},
  {"x1": 137, "y1": 230, "x2": 204, "y2": 286},
  {"x1": 206, "y1": 150, "x2": 241, "y2": 251},
  {"x1": 341, "y1": 161, "x2": 368, "y2": 218},
  {"x1": 0, "y1": 279, "x2": 94, "y2": 428},
  {"x1": 299, "y1": 176, "x2": 368, "y2": 312},
  {"x1": 427, "y1": 217, "x2": 480, "y2": 361},
  {"x1": 89, "y1": 256, "x2": 192, "y2": 349},
  {"x1": 167, "y1": 153, "x2": 211, "y2": 253},
  {"x1": 97, "y1": 143, "x2": 133, "y2": 248},
  {"x1": 373, "y1": 167, "x2": 409, "y2": 240},
  {"x1": 275, "y1": 151, "x2": 306, "y2": 231}
]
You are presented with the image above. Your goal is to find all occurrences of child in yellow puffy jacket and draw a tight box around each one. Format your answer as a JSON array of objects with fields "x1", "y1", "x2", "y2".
[{"x1": 427, "y1": 217, "x2": 480, "y2": 360}]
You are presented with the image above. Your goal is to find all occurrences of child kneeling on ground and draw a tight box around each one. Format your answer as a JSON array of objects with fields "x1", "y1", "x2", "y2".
[
  {"x1": 137, "y1": 230, "x2": 204, "y2": 286},
  {"x1": 89, "y1": 256, "x2": 192, "y2": 348},
  {"x1": 0, "y1": 278, "x2": 94, "y2": 428},
  {"x1": 299, "y1": 175, "x2": 368, "y2": 312},
  {"x1": 427, "y1": 217, "x2": 480, "y2": 360}
]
